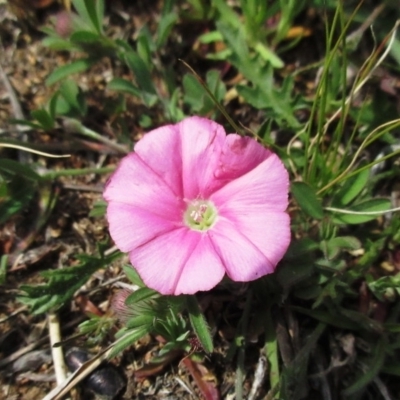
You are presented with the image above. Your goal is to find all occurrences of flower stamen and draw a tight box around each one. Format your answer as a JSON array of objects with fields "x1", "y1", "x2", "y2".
[{"x1": 184, "y1": 200, "x2": 217, "y2": 231}]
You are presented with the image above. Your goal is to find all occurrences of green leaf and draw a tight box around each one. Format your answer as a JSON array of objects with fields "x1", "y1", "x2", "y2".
[
  {"x1": 343, "y1": 337, "x2": 387, "y2": 395},
  {"x1": 18, "y1": 251, "x2": 121, "y2": 314},
  {"x1": 322, "y1": 236, "x2": 361, "y2": 259},
  {"x1": 206, "y1": 69, "x2": 226, "y2": 103},
  {"x1": 198, "y1": 30, "x2": 223, "y2": 44},
  {"x1": 280, "y1": 323, "x2": 325, "y2": 400},
  {"x1": 332, "y1": 168, "x2": 370, "y2": 206},
  {"x1": 254, "y1": 42, "x2": 284, "y2": 68},
  {"x1": 183, "y1": 74, "x2": 207, "y2": 112},
  {"x1": 71, "y1": 0, "x2": 103, "y2": 34},
  {"x1": 70, "y1": 30, "x2": 101, "y2": 43},
  {"x1": 88, "y1": 200, "x2": 106, "y2": 217},
  {"x1": 137, "y1": 26, "x2": 154, "y2": 69},
  {"x1": 59, "y1": 79, "x2": 86, "y2": 116},
  {"x1": 109, "y1": 326, "x2": 149, "y2": 358},
  {"x1": 122, "y1": 265, "x2": 145, "y2": 287},
  {"x1": 212, "y1": 0, "x2": 242, "y2": 29},
  {"x1": 46, "y1": 59, "x2": 94, "y2": 86},
  {"x1": 291, "y1": 306, "x2": 360, "y2": 330},
  {"x1": 285, "y1": 238, "x2": 319, "y2": 259},
  {"x1": 107, "y1": 78, "x2": 141, "y2": 98},
  {"x1": 0, "y1": 175, "x2": 37, "y2": 224},
  {"x1": 0, "y1": 159, "x2": 41, "y2": 181},
  {"x1": 48, "y1": 91, "x2": 60, "y2": 120},
  {"x1": 95, "y1": 0, "x2": 105, "y2": 32},
  {"x1": 382, "y1": 363, "x2": 400, "y2": 376},
  {"x1": 165, "y1": 87, "x2": 185, "y2": 122},
  {"x1": 291, "y1": 181, "x2": 324, "y2": 219},
  {"x1": 236, "y1": 79, "x2": 300, "y2": 128},
  {"x1": 276, "y1": 260, "x2": 314, "y2": 289},
  {"x1": 124, "y1": 50, "x2": 158, "y2": 107},
  {"x1": 264, "y1": 307, "x2": 280, "y2": 388},
  {"x1": 186, "y1": 295, "x2": 213, "y2": 353},
  {"x1": 183, "y1": 70, "x2": 226, "y2": 115},
  {"x1": 156, "y1": 12, "x2": 178, "y2": 48},
  {"x1": 0, "y1": 256, "x2": 8, "y2": 285},
  {"x1": 8, "y1": 119, "x2": 43, "y2": 130},
  {"x1": 332, "y1": 198, "x2": 391, "y2": 224},
  {"x1": 338, "y1": 307, "x2": 383, "y2": 332},
  {"x1": 42, "y1": 36, "x2": 76, "y2": 51},
  {"x1": 368, "y1": 275, "x2": 400, "y2": 302},
  {"x1": 216, "y1": 21, "x2": 249, "y2": 69},
  {"x1": 125, "y1": 287, "x2": 158, "y2": 305},
  {"x1": 126, "y1": 315, "x2": 155, "y2": 329},
  {"x1": 30, "y1": 109, "x2": 55, "y2": 131}
]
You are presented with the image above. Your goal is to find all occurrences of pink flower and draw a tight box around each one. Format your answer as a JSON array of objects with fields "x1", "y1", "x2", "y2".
[{"x1": 104, "y1": 117, "x2": 290, "y2": 295}]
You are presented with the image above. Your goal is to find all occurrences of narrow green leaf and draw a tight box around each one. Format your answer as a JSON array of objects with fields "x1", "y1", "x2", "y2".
[
  {"x1": 124, "y1": 50, "x2": 158, "y2": 106},
  {"x1": 198, "y1": 30, "x2": 223, "y2": 44},
  {"x1": 109, "y1": 326, "x2": 149, "y2": 358},
  {"x1": 285, "y1": 238, "x2": 319, "y2": 260},
  {"x1": 382, "y1": 364, "x2": 400, "y2": 376},
  {"x1": 333, "y1": 168, "x2": 370, "y2": 206},
  {"x1": 42, "y1": 36, "x2": 76, "y2": 51},
  {"x1": 0, "y1": 255, "x2": 8, "y2": 285},
  {"x1": 95, "y1": 0, "x2": 105, "y2": 32},
  {"x1": 264, "y1": 308, "x2": 280, "y2": 388},
  {"x1": 254, "y1": 42, "x2": 284, "y2": 68},
  {"x1": 126, "y1": 315, "x2": 155, "y2": 329},
  {"x1": 71, "y1": 0, "x2": 93, "y2": 29},
  {"x1": 0, "y1": 159, "x2": 41, "y2": 181},
  {"x1": 291, "y1": 181, "x2": 324, "y2": 219},
  {"x1": 9, "y1": 119, "x2": 43, "y2": 130},
  {"x1": 59, "y1": 80, "x2": 86, "y2": 115},
  {"x1": 156, "y1": 12, "x2": 178, "y2": 48},
  {"x1": 183, "y1": 74, "x2": 207, "y2": 111},
  {"x1": 72, "y1": 0, "x2": 102, "y2": 33},
  {"x1": 137, "y1": 26, "x2": 154, "y2": 69},
  {"x1": 107, "y1": 78, "x2": 141, "y2": 98},
  {"x1": 0, "y1": 177, "x2": 36, "y2": 224},
  {"x1": 211, "y1": 0, "x2": 242, "y2": 28},
  {"x1": 280, "y1": 323, "x2": 325, "y2": 400},
  {"x1": 290, "y1": 306, "x2": 360, "y2": 330},
  {"x1": 186, "y1": 295, "x2": 213, "y2": 353},
  {"x1": 18, "y1": 252, "x2": 121, "y2": 314},
  {"x1": 276, "y1": 260, "x2": 314, "y2": 288},
  {"x1": 338, "y1": 307, "x2": 383, "y2": 333},
  {"x1": 324, "y1": 236, "x2": 361, "y2": 259},
  {"x1": 46, "y1": 59, "x2": 94, "y2": 86},
  {"x1": 332, "y1": 198, "x2": 391, "y2": 224},
  {"x1": 343, "y1": 337, "x2": 387, "y2": 395},
  {"x1": 70, "y1": 30, "x2": 101, "y2": 43},
  {"x1": 125, "y1": 287, "x2": 158, "y2": 305},
  {"x1": 30, "y1": 109, "x2": 55, "y2": 131},
  {"x1": 88, "y1": 200, "x2": 106, "y2": 218},
  {"x1": 48, "y1": 92, "x2": 60, "y2": 120},
  {"x1": 122, "y1": 265, "x2": 145, "y2": 287}
]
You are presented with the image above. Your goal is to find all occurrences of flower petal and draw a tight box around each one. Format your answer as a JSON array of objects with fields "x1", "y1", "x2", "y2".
[
  {"x1": 218, "y1": 207, "x2": 291, "y2": 267},
  {"x1": 215, "y1": 134, "x2": 271, "y2": 181},
  {"x1": 129, "y1": 228, "x2": 225, "y2": 295},
  {"x1": 211, "y1": 153, "x2": 289, "y2": 212},
  {"x1": 134, "y1": 124, "x2": 184, "y2": 197},
  {"x1": 174, "y1": 233, "x2": 225, "y2": 294},
  {"x1": 106, "y1": 203, "x2": 179, "y2": 252},
  {"x1": 104, "y1": 152, "x2": 183, "y2": 218},
  {"x1": 210, "y1": 219, "x2": 275, "y2": 281},
  {"x1": 178, "y1": 117, "x2": 225, "y2": 199}
]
